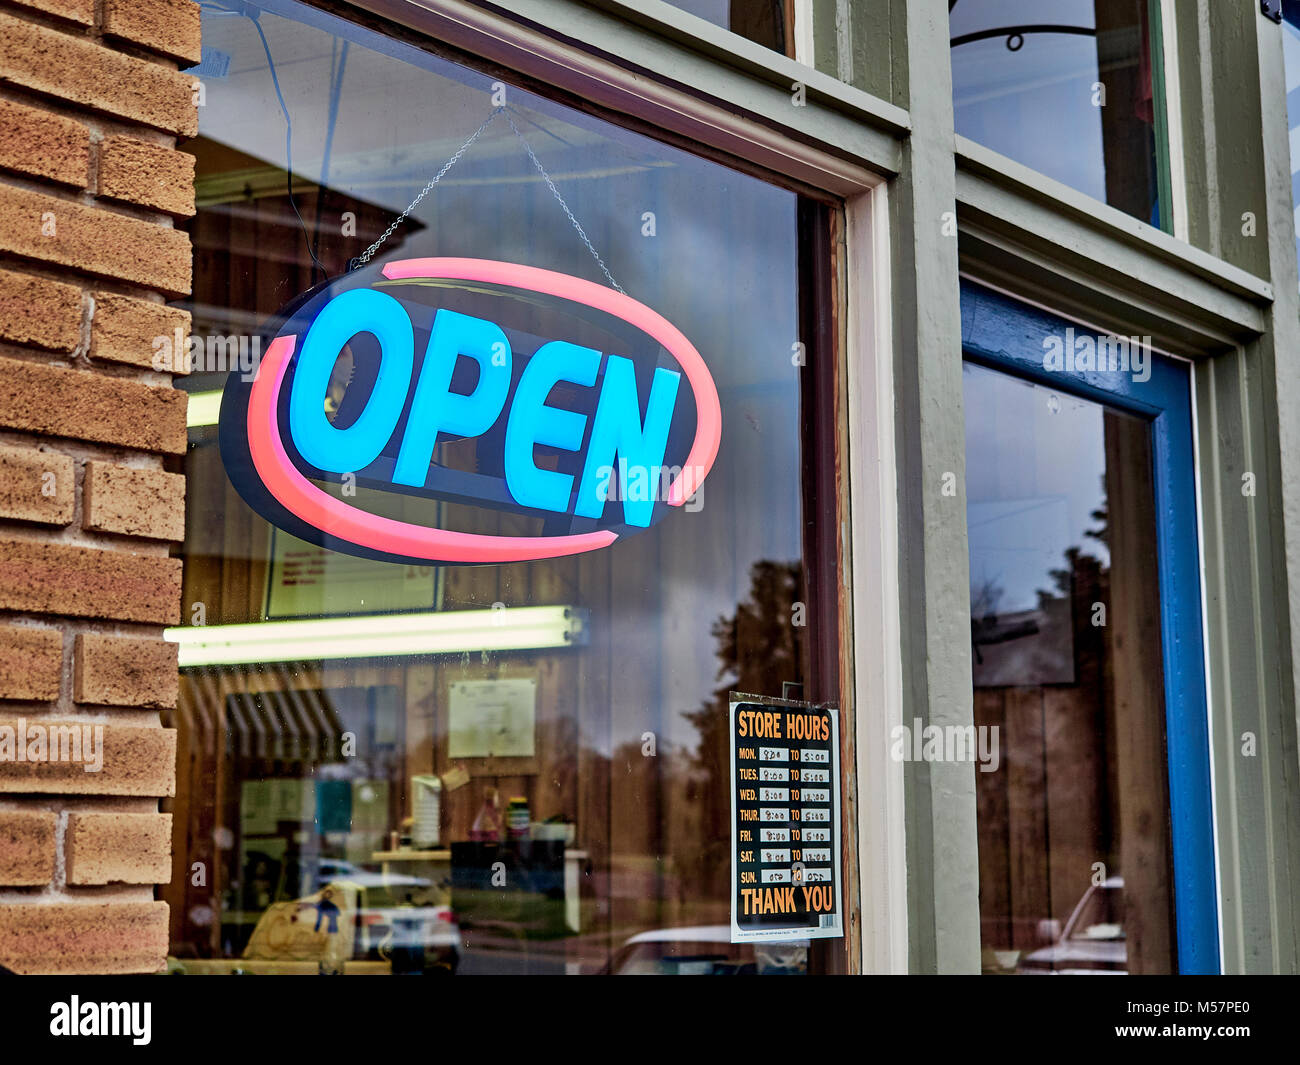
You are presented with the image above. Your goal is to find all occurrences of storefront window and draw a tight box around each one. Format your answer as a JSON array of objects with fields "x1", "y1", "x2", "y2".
[
  {"x1": 167, "y1": 0, "x2": 842, "y2": 975},
  {"x1": 949, "y1": 0, "x2": 1172, "y2": 229},
  {"x1": 660, "y1": 0, "x2": 791, "y2": 55}
]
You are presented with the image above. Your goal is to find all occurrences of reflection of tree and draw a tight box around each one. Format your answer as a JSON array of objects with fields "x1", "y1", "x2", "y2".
[
  {"x1": 970, "y1": 577, "x2": 1006, "y2": 665},
  {"x1": 1041, "y1": 487, "x2": 1109, "y2": 611},
  {"x1": 971, "y1": 578, "x2": 1003, "y2": 621},
  {"x1": 1085, "y1": 490, "x2": 1109, "y2": 549},
  {"x1": 675, "y1": 560, "x2": 806, "y2": 900},
  {"x1": 970, "y1": 485, "x2": 1110, "y2": 671}
]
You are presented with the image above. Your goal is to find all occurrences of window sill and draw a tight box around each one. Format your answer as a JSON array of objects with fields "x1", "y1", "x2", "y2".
[{"x1": 955, "y1": 134, "x2": 1271, "y2": 351}]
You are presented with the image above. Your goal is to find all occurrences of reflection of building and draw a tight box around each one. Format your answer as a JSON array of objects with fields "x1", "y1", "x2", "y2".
[{"x1": 1, "y1": 0, "x2": 1299, "y2": 987}]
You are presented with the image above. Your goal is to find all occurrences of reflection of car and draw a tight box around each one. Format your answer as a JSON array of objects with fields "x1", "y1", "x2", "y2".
[
  {"x1": 1017, "y1": 877, "x2": 1127, "y2": 974},
  {"x1": 312, "y1": 861, "x2": 459, "y2": 973},
  {"x1": 313, "y1": 859, "x2": 432, "y2": 894},
  {"x1": 356, "y1": 900, "x2": 460, "y2": 975},
  {"x1": 606, "y1": 925, "x2": 808, "y2": 975}
]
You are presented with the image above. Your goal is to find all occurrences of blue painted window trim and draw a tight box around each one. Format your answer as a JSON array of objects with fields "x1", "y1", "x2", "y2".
[{"x1": 959, "y1": 280, "x2": 1219, "y2": 975}]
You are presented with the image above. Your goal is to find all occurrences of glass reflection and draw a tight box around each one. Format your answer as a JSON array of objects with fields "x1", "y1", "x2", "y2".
[
  {"x1": 1280, "y1": 3, "x2": 1300, "y2": 290},
  {"x1": 164, "y1": 0, "x2": 837, "y2": 975},
  {"x1": 950, "y1": 0, "x2": 1167, "y2": 227},
  {"x1": 660, "y1": 0, "x2": 790, "y2": 54},
  {"x1": 963, "y1": 362, "x2": 1177, "y2": 975}
]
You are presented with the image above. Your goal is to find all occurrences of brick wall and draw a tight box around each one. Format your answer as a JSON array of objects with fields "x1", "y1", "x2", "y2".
[{"x1": 0, "y1": 0, "x2": 197, "y2": 974}]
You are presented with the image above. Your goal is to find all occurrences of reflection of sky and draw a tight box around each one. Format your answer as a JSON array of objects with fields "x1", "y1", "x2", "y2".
[
  {"x1": 1281, "y1": 14, "x2": 1300, "y2": 291},
  {"x1": 963, "y1": 363, "x2": 1110, "y2": 615},
  {"x1": 950, "y1": 0, "x2": 1105, "y2": 201},
  {"x1": 192, "y1": 0, "x2": 803, "y2": 756},
  {"x1": 968, "y1": 497, "x2": 1071, "y2": 615},
  {"x1": 949, "y1": 0, "x2": 1098, "y2": 37},
  {"x1": 661, "y1": 0, "x2": 731, "y2": 30}
]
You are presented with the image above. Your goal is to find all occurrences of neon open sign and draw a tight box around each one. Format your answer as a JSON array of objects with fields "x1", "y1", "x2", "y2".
[{"x1": 219, "y1": 258, "x2": 721, "y2": 564}]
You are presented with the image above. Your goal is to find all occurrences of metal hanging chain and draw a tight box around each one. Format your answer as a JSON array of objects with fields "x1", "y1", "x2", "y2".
[
  {"x1": 350, "y1": 107, "x2": 504, "y2": 269},
  {"x1": 351, "y1": 106, "x2": 625, "y2": 295},
  {"x1": 502, "y1": 109, "x2": 624, "y2": 295}
]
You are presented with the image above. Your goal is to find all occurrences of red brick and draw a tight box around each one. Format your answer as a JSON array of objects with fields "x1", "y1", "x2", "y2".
[
  {"x1": 8, "y1": 0, "x2": 94, "y2": 25},
  {"x1": 0, "y1": 96, "x2": 89, "y2": 187},
  {"x1": 0, "y1": 809, "x2": 56, "y2": 885},
  {"x1": 0, "y1": 538, "x2": 182, "y2": 624},
  {"x1": 0, "y1": 444, "x2": 74, "y2": 525},
  {"x1": 90, "y1": 290, "x2": 190, "y2": 372},
  {"x1": 98, "y1": 135, "x2": 195, "y2": 216},
  {"x1": 0, "y1": 355, "x2": 187, "y2": 454},
  {"x1": 74, "y1": 632, "x2": 178, "y2": 708},
  {"x1": 0, "y1": 901, "x2": 169, "y2": 974},
  {"x1": 0, "y1": 266, "x2": 82, "y2": 352},
  {"x1": 0, "y1": 184, "x2": 191, "y2": 296},
  {"x1": 0, "y1": 13, "x2": 198, "y2": 137},
  {"x1": 66, "y1": 811, "x2": 171, "y2": 884},
  {"x1": 0, "y1": 719, "x2": 176, "y2": 795},
  {"x1": 0, "y1": 624, "x2": 62, "y2": 701},
  {"x1": 104, "y1": 0, "x2": 202, "y2": 67}
]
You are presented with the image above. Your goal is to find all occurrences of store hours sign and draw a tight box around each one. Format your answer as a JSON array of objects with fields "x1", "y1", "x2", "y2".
[{"x1": 730, "y1": 695, "x2": 843, "y2": 943}]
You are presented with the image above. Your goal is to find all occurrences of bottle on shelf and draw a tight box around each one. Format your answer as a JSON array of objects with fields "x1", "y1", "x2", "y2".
[
  {"x1": 469, "y1": 787, "x2": 501, "y2": 842},
  {"x1": 506, "y1": 796, "x2": 530, "y2": 840}
]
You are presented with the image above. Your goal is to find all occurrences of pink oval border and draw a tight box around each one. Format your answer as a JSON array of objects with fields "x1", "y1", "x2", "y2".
[{"x1": 244, "y1": 258, "x2": 720, "y2": 563}]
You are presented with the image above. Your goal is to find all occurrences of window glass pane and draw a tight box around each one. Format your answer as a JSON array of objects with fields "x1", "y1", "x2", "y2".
[
  {"x1": 167, "y1": 0, "x2": 840, "y2": 976},
  {"x1": 1281, "y1": 2, "x2": 1300, "y2": 290},
  {"x1": 950, "y1": 0, "x2": 1167, "y2": 227},
  {"x1": 963, "y1": 362, "x2": 1177, "y2": 975},
  {"x1": 660, "y1": 0, "x2": 790, "y2": 54}
]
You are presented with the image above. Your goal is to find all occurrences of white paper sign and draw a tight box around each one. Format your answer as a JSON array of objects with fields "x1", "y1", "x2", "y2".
[{"x1": 448, "y1": 678, "x2": 537, "y2": 758}]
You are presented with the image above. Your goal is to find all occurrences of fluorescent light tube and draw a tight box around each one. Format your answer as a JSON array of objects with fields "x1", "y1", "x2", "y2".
[
  {"x1": 186, "y1": 390, "x2": 223, "y2": 428},
  {"x1": 165, "y1": 605, "x2": 588, "y2": 667}
]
